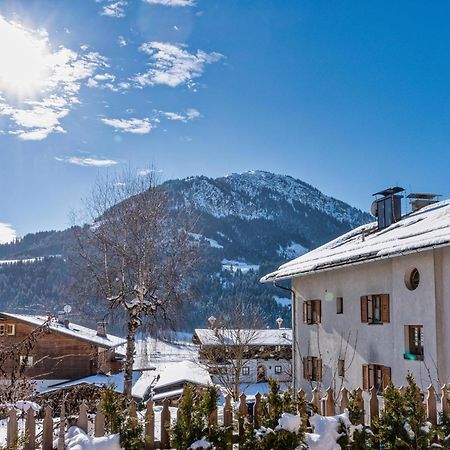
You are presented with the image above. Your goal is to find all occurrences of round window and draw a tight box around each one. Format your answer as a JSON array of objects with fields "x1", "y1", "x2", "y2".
[{"x1": 405, "y1": 268, "x2": 420, "y2": 291}]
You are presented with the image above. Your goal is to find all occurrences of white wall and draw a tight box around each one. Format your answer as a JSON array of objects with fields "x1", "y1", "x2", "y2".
[{"x1": 292, "y1": 249, "x2": 441, "y2": 394}]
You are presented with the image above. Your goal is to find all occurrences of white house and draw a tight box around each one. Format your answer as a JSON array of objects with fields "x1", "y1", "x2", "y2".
[
  {"x1": 193, "y1": 328, "x2": 292, "y2": 385},
  {"x1": 261, "y1": 190, "x2": 450, "y2": 394}
]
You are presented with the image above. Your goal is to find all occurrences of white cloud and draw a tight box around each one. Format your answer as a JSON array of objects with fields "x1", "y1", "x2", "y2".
[
  {"x1": 0, "y1": 223, "x2": 16, "y2": 244},
  {"x1": 0, "y1": 17, "x2": 107, "y2": 140},
  {"x1": 118, "y1": 35, "x2": 127, "y2": 47},
  {"x1": 144, "y1": 0, "x2": 196, "y2": 6},
  {"x1": 101, "y1": 117, "x2": 152, "y2": 134},
  {"x1": 54, "y1": 156, "x2": 118, "y2": 167},
  {"x1": 133, "y1": 41, "x2": 223, "y2": 88},
  {"x1": 101, "y1": 1, "x2": 128, "y2": 18},
  {"x1": 86, "y1": 72, "x2": 119, "y2": 91},
  {"x1": 161, "y1": 108, "x2": 201, "y2": 122}
]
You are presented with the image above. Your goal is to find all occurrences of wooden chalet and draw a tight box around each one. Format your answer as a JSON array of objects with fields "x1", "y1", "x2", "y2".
[{"x1": 0, "y1": 312, "x2": 126, "y2": 384}]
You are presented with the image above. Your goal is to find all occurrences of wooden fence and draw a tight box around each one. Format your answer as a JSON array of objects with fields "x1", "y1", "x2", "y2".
[{"x1": 4, "y1": 384, "x2": 450, "y2": 449}]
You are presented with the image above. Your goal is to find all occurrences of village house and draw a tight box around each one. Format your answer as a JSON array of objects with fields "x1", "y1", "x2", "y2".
[
  {"x1": 193, "y1": 324, "x2": 292, "y2": 385},
  {"x1": 0, "y1": 311, "x2": 126, "y2": 389},
  {"x1": 262, "y1": 189, "x2": 450, "y2": 394}
]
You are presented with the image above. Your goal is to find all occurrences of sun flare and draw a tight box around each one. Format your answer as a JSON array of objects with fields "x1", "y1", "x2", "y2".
[{"x1": 0, "y1": 17, "x2": 51, "y2": 100}]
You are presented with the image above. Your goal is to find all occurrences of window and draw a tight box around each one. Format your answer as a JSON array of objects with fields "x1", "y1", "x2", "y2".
[
  {"x1": 302, "y1": 356, "x2": 322, "y2": 382},
  {"x1": 275, "y1": 365, "x2": 282, "y2": 374},
  {"x1": 405, "y1": 268, "x2": 420, "y2": 291},
  {"x1": 303, "y1": 300, "x2": 321, "y2": 324},
  {"x1": 362, "y1": 364, "x2": 391, "y2": 391},
  {"x1": 405, "y1": 325, "x2": 424, "y2": 361},
  {"x1": 242, "y1": 366, "x2": 250, "y2": 375},
  {"x1": 6, "y1": 324, "x2": 15, "y2": 335},
  {"x1": 19, "y1": 356, "x2": 33, "y2": 367},
  {"x1": 338, "y1": 359, "x2": 345, "y2": 377},
  {"x1": 361, "y1": 294, "x2": 390, "y2": 324},
  {"x1": 336, "y1": 297, "x2": 343, "y2": 314},
  {"x1": 0, "y1": 324, "x2": 4, "y2": 336}
]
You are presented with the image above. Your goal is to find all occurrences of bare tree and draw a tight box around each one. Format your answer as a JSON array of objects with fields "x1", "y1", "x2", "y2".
[
  {"x1": 196, "y1": 301, "x2": 278, "y2": 400},
  {"x1": 71, "y1": 168, "x2": 196, "y2": 398}
]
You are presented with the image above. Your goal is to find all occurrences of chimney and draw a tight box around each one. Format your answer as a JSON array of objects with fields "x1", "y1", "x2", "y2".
[
  {"x1": 64, "y1": 318, "x2": 70, "y2": 329},
  {"x1": 407, "y1": 193, "x2": 440, "y2": 212},
  {"x1": 97, "y1": 321, "x2": 107, "y2": 337},
  {"x1": 371, "y1": 187, "x2": 404, "y2": 230},
  {"x1": 57, "y1": 311, "x2": 65, "y2": 325}
]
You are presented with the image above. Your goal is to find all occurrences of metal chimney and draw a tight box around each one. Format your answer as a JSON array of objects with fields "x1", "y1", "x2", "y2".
[{"x1": 371, "y1": 187, "x2": 404, "y2": 230}]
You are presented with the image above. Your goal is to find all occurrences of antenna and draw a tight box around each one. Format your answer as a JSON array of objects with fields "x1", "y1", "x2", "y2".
[{"x1": 63, "y1": 305, "x2": 72, "y2": 314}]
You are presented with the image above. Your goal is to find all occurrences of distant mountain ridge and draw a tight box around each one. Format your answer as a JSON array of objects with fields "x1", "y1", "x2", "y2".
[{"x1": 0, "y1": 171, "x2": 372, "y2": 330}]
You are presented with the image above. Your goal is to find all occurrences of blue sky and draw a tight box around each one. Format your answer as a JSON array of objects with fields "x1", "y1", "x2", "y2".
[{"x1": 1, "y1": 0, "x2": 450, "y2": 241}]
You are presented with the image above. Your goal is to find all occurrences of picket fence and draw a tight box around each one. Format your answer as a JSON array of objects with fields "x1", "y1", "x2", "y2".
[{"x1": 5, "y1": 384, "x2": 450, "y2": 449}]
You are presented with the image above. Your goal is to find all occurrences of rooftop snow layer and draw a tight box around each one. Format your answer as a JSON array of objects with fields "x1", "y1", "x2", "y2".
[
  {"x1": 154, "y1": 360, "x2": 212, "y2": 391},
  {"x1": 194, "y1": 328, "x2": 292, "y2": 346},
  {"x1": 261, "y1": 199, "x2": 450, "y2": 282},
  {"x1": 0, "y1": 312, "x2": 126, "y2": 348}
]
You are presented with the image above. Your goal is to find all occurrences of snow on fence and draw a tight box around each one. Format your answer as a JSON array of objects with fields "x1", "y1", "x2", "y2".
[{"x1": 4, "y1": 384, "x2": 449, "y2": 448}]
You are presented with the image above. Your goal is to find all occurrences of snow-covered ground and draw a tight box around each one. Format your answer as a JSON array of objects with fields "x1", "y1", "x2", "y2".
[
  {"x1": 221, "y1": 259, "x2": 259, "y2": 273},
  {"x1": 273, "y1": 295, "x2": 291, "y2": 307}
]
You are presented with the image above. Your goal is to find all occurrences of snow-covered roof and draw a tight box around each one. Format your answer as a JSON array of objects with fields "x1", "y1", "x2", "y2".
[
  {"x1": 194, "y1": 328, "x2": 292, "y2": 346},
  {"x1": 261, "y1": 199, "x2": 450, "y2": 282},
  {"x1": 41, "y1": 371, "x2": 143, "y2": 398},
  {"x1": 0, "y1": 313, "x2": 126, "y2": 348},
  {"x1": 154, "y1": 360, "x2": 212, "y2": 391}
]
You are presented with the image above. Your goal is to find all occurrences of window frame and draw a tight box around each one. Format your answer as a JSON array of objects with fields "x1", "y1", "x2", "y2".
[
  {"x1": 0, "y1": 324, "x2": 4, "y2": 336},
  {"x1": 242, "y1": 366, "x2": 250, "y2": 376},
  {"x1": 336, "y1": 297, "x2": 343, "y2": 314},
  {"x1": 19, "y1": 355, "x2": 33, "y2": 367},
  {"x1": 338, "y1": 359, "x2": 345, "y2": 377},
  {"x1": 303, "y1": 356, "x2": 322, "y2": 382},
  {"x1": 6, "y1": 324, "x2": 15, "y2": 336},
  {"x1": 362, "y1": 364, "x2": 391, "y2": 392},
  {"x1": 361, "y1": 294, "x2": 390, "y2": 324},
  {"x1": 303, "y1": 300, "x2": 321, "y2": 324},
  {"x1": 274, "y1": 365, "x2": 282, "y2": 374},
  {"x1": 404, "y1": 325, "x2": 424, "y2": 361}
]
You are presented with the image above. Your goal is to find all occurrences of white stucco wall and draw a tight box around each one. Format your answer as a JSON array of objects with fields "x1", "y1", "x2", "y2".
[{"x1": 292, "y1": 249, "x2": 443, "y2": 394}]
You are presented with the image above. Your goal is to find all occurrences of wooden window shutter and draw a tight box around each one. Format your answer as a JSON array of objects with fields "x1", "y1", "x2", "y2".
[
  {"x1": 316, "y1": 300, "x2": 321, "y2": 324},
  {"x1": 381, "y1": 294, "x2": 390, "y2": 323},
  {"x1": 303, "y1": 302, "x2": 308, "y2": 324},
  {"x1": 361, "y1": 296, "x2": 368, "y2": 322},
  {"x1": 362, "y1": 365, "x2": 369, "y2": 390},
  {"x1": 303, "y1": 357, "x2": 308, "y2": 379},
  {"x1": 381, "y1": 366, "x2": 391, "y2": 390},
  {"x1": 316, "y1": 358, "x2": 323, "y2": 382}
]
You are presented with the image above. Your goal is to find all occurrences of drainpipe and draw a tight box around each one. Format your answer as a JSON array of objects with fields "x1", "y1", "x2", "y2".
[{"x1": 273, "y1": 281, "x2": 298, "y2": 396}]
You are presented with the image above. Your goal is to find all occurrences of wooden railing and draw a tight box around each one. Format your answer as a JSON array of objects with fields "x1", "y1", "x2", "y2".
[{"x1": 4, "y1": 384, "x2": 449, "y2": 449}]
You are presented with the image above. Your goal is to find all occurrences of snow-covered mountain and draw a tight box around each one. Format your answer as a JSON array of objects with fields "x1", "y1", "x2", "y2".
[{"x1": 163, "y1": 170, "x2": 371, "y2": 263}]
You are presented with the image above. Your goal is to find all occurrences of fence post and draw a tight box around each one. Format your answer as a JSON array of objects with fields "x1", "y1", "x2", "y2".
[
  {"x1": 129, "y1": 400, "x2": 138, "y2": 419},
  {"x1": 24, "y1": 407, "x2": 36, "y2": 450},
  {"x1": 57, "y1": 401, "x2": 66, "y2": 450},
  {"x1": 427, "y1": 385, "x2": 437, "y2": 425},
  {"x1": 42, "y1": 405, "x2": 53, "y2": 450},
  {"x1": 160, "y1": 398, "x2": 171, "y2": 449},
  {"x1": 77, "y1": 400, "x2": 88, "y2": 433},
  {"x1": 95, "y1": 402, "x2": 105, "y2": 437},
  {"x1": 223, "y1": 394, "x2": 233, "y2": 449},
  {"x1": 339, "y1": 387, "x2": 349, "y2": 413},
  {"x1": 238, "y1": 393, "x2": 247, "y2": 440},
  {"x1": 253, "y1": 393, "x2": 261, "y2": 429},
  {"x1": 145, "y1": 400, "x2": 155, "y2": 450},
  {"x1": 312, "y1": 387, "x2": 320, "y2": 413},
  {"x1": 369, "y1": 386, "x2": 379, "y2": 426},
  {"x1": 355, "y1": 387, "x2": 364, "y2": 425},
  {"x1": 442, "y1": 385, "x2": 449, "y2": 416},
  {"x1": 325, "y1": 387, "x2": 335, "y2": 416},
  {"x1": 6, "y1": 408, "x2": 18, "y2": 448},
  {"x1": 297, "y1": 389, "x2": 307, "y2": 431}
]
